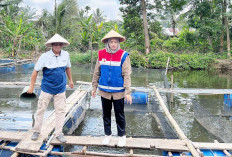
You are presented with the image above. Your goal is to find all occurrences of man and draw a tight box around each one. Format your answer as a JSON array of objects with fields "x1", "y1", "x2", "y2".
[
  {"x1": 28, "y1": 34, "x2": 74, "y2": 143},
  {"x1": 92, "y1": 30, "x2": 132, "y2": 147}
]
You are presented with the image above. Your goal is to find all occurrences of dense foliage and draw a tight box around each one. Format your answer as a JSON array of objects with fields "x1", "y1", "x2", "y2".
[{"x1": 0, "y1": 0, "x2": 232, "y2": 69}]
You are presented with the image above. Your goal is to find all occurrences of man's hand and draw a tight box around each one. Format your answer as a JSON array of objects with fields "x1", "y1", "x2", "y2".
[
  {"x1": 125, "y1": 94, "x2": 132, "y2": 105},
  {"x1": 69, "y1": 81, "x2": 74, "y2": 89},
  {"x1": 91, "y1": 90, "x2": 96, "y2": 98},
  {"x1": 27, "y1": 86, "x2": 34, "y2": 94}
]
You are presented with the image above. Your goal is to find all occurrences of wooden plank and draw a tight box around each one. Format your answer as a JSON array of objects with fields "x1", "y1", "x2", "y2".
[
  {"x1": 193, "y1": 142, "x2": 232, "y2": 150},
  {"x1": 0, "y1": 82, "x2": 40, "y2": 86},
  {"x1": 157, "y1": 88, "x2": 232, "y2": 95},
  {"x1": 51, "y1": 136, "x2": 188, "y2": 151},
  {"x1": 0, "y1": 131, "x2": 26, "y2": 142},
  {"x1": 14, "y1": 89, "x2": 86, "y2": 153},
  {"x1": 0, "y1": 62, "x2": 15, "y2": 67}
]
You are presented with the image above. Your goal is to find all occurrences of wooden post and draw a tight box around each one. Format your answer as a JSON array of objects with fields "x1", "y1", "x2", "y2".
[
  {"x1": 152, "y1": 85, "x2": 200, "y2": 157},
  {"x1": 171, "y1": 75, "x2": 174, "y2": 103},
  {"x1": 165, "y1": 57, "x2": 170, "y2": 76}
]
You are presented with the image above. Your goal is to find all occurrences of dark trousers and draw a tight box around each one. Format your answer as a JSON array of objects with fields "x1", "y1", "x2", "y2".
[{"x1": 101, "y1": 96, "x2": 126, "y2": 136}]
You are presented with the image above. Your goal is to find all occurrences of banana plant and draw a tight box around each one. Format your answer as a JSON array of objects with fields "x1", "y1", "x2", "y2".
[
  {"x1": 0, "y1": 11, "x2": 33, "y2": 57},
  {"x1": 79, "y1": 14, "x2": 104, "y2": 51}
]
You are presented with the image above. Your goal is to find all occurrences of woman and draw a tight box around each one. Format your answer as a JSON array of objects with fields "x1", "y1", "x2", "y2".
[{"x1": 92, "y1": 30, "x2": 132, "y2": 147}]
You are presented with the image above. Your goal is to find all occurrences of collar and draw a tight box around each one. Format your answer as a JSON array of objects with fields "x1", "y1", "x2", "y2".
[{"x1": 49, "y1": 49, "x2": 62, "y2": 57}]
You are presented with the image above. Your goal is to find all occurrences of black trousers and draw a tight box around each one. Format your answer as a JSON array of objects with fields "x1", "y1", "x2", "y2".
[{"x1": 101, "y1": 96, "x2": 126, "y2": 136}]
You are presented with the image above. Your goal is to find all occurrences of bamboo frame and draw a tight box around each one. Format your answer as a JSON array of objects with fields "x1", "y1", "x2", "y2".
[
  {"x1": 151, "y1": 85, "x2": 200, "y2": 157},
  {"x1": 214, "y1": 140, "x2": 231, "y2": 157}
]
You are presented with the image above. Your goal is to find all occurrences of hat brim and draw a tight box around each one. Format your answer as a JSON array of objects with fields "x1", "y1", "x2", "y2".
[
  {"x1": 101, "y1": 37, "x2": 126, "y2": 43},
  {"x1": 45, "y1": 34, "x2": 70, "y2": 47},
  {"x1": 45, "y1": 42, "x2": 70, "y2": 47}
]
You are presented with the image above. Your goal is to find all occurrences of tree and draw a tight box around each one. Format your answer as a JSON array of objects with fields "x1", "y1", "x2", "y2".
[
  {"x1": 154, "y1": 0, "x2": 189, "y2": 36},
  {"x1": 85, "y1": 6, "x2": 91, "y2": 15},
  {"x1": 187, "y1": 0, "x2": 222, "y2": 52},
  {"x1": 0, "y1": 0, "x2": 21, "y2": 8},
  {"x1": 119, "y1": 0, "x2": 145, "y2": 52},
  {"x1": 224, "y1": 0, "x2": 230, "y2": 57},
  {"x1": 141, "y1": 0, "x2": 150, "y2": 54},
  {"x1": 93, "y1": 8, "x2": 105, "y2": 25},
  {"x1": 0, "y1": 11, "x2": 33, "y2": 57}
]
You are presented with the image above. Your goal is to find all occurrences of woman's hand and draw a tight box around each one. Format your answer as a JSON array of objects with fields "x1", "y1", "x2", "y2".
[
  {"x1": 92, "y1": 90, "x2": 96, "y2": 98},
  {"x1": 125, "y1": 94, "x2": 132, "y2": 105}
]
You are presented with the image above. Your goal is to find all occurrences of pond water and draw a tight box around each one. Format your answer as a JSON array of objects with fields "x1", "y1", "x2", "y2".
[{"x1": 0, "y1": 64, "x2": 232, "y2": 155}]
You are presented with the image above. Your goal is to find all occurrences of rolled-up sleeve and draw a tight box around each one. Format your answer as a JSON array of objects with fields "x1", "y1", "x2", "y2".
[
  {"x1": 122, "y1": 56, "x2": 132, "y2": 95},
  {"x1": 34, "y1": 54, "x2": 45, "y2": 71}
]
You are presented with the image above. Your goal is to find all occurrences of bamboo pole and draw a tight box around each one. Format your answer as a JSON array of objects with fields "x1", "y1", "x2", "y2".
[
  {"x1": 11, "y1": 152, "x2": 19, "y2": 157},
  {"x1": 196, "y1": 148, "x2": 203, "y2": 157},
  {"x1": 214, "y1": 140, "x2": 231, "y2": 157},
  {"x1": 53, "y1": 150, "x2": 163, "y2": 157},
  {"x1": 165, "y1": 57, "x2": 170, "y2": 76},
  {"x1": 81, "y1": 146, "x2": 87, "y2": 155},
  {"x1": 43, "y1": 145, "x2": 54, "y2": 156},
  {"x1": 0, "y1": 144, "x2": 185, "y2": 157},
  {"x1": 168, "y1": 151, "x2": 173, "y2": 157},
  {"x1": 171, "y1": 75, "x2": 174, "y2": 103},
  {"x1": 151, "y1": 85, "x2": 200, "y2": 157}
]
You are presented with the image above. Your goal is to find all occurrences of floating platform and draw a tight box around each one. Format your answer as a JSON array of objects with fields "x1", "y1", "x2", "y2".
[{"x1": 0, "y1": 59, "x2": 34, "y2": 74}]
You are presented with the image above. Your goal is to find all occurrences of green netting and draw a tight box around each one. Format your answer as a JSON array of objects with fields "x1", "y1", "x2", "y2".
[{"x1": 193, "y1": 99, "x2": 232, "y2": 143}]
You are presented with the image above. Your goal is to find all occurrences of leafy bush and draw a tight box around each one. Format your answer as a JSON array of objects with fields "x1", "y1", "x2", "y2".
[
  {"x1": 148, "y1": 51, "x2": 217, "y2": 70},
  {"x1": 162, "y1": 37, "x2": 179, "y2": 52},
  {"x1": 129, "y1": 50, "x2": 148, "y2": 68},
  {"x1": 70, "y1": 51, "x2": 98, "y2": 64}
]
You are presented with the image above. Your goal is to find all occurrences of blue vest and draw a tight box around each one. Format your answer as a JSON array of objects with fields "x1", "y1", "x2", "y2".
[{"x1": 98, "y1": 49, "x2": 129, "y2": 93}]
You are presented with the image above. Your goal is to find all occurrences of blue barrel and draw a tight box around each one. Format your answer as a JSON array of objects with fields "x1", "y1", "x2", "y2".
[
  {"x1": 0, "y1": 66, "x2": 15, "y2": 73},
  {"x1": 224, "y1": 94, "x2": 232, "y2": 107},
  {"x1": 163, "y1": 149, "x2": 228, "y2": 156},
  {"x1": 128, "y1": 91, "x2": 148, "y2": 105},
  {"x1": 21, "y1": 62, "x2": 35, "y2": 69}
]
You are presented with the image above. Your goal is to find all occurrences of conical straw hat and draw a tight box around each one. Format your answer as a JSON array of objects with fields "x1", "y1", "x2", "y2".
[
  {"x1": 45, "y1": 34, "x2": 70, "y2": 47},
  {"x1": 101, "y1": 30, "x2": 126, "y2": 43}
]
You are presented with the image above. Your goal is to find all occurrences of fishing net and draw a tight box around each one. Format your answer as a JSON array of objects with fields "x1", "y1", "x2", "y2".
[
  {"x1": 192, "y1": 99, "x2": 232, "y2": 143},
  {"x1": 150, "y1": 97, "x2": 178, "y2": 139}
]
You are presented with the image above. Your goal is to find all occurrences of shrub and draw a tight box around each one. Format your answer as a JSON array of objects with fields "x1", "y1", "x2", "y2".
[{"x1": 129, "y1": 50, "x2": 148, "y2": 68}]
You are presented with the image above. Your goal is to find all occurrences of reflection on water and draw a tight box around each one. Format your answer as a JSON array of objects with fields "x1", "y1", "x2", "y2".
[{"x1": 1, "y1": 65, "x2": 232, "y2": 152}]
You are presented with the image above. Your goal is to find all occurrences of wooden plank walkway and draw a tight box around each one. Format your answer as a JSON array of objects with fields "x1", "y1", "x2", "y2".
[
  {"x1": 2, "y1": 131, "x2": 232, "y2": 152},
  {"x1": 13, "y1": 89, "x2": 86, "y2": 153},
  {"x1": 51, "y1": 136, "x2": 188, "y2": 151}
]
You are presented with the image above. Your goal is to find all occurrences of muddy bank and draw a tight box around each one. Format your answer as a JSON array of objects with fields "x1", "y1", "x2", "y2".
[{"x1": 213, "y1": 59, "x2": 232, "y2": 71}]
